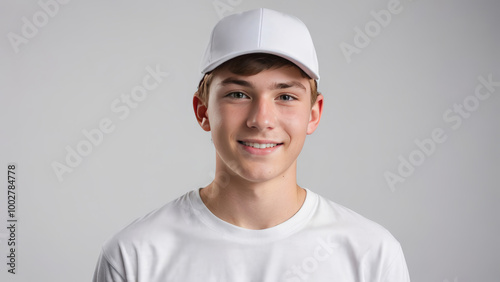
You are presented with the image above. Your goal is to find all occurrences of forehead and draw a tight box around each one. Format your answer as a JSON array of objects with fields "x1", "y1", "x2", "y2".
[{"x1": 211, "y1": 65, "x2": 310, "y2": 91}]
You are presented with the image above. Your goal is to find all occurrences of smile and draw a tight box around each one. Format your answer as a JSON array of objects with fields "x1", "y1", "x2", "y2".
[{"x1": 238, "y1": 141, "x2": 283, "y2": 149}]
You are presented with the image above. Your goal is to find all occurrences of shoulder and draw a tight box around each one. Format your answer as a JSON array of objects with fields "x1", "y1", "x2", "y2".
[
  {"x1": 94, "y1": 190, "x2": 202, "y2": 280},
  {"x1": 308, "y1": 190, "x2": 409, "y2": 280},
  {"x1": 310, "y1": 190, "x2": 402, "y2": 251},
  {"x1": 100, "y1": 190, "x2": 196, "y2": 258}
]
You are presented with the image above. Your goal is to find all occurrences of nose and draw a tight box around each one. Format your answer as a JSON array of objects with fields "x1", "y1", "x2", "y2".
[{"x1": 246, "y1": 97, "x2": 277, "y2": 130}]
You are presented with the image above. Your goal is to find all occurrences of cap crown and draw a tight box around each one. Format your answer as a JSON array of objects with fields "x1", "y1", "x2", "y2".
[{"x1": 200, "y1": 8, "x2": 319, "y2": 81}]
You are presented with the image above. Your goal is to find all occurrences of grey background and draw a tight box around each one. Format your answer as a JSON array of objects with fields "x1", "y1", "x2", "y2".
[{"x1": 1, "y1": 0, "x2": 499, "y2": 281}]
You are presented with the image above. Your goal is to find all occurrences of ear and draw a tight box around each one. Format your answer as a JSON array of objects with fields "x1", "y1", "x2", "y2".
[
  {"x1": 193, "y1": 93, "x2": 211, "y2": 131},
  {"x1": 307, "y1": 93, "x2": 324, "y2": 135}
]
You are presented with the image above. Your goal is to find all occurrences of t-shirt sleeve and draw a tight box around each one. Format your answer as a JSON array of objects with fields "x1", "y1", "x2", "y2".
[
  {"x1": 381, "y1": 242, "x2": 411, "y2": 282},
  {"x1": 92, "y1": 249, "x2": 126, "y2": 282}
]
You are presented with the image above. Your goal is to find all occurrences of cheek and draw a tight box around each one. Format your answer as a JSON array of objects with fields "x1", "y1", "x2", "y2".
[
  {"x1": 280, "y1": 108, "x2": 311, "y2": 134},
  {"x1": 208, "y1": 105, "x2": 243, "y2": 138}
]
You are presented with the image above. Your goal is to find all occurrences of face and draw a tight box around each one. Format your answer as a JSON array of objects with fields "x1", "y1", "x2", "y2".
[{"x1": 194, "y1": 65, "x2": 323, "y2": 184}]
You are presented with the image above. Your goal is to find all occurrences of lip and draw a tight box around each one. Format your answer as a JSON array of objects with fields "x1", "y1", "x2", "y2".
[
  {"x1": 238, "y1": 139, "x2": 283, "y2": 144},
  {"x1": 237, "y1": 139, "x2": 283, "y2": 155}
]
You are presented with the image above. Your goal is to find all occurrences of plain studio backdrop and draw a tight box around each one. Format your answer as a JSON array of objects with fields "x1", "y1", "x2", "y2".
[{"x1": 1, "y1": 0, "x2": 499, "y2": 281}]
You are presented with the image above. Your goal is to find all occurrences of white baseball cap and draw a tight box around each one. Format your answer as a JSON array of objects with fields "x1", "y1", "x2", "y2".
[{"x1": 200, "y1": 8, "x2": 319, "y2": 81}]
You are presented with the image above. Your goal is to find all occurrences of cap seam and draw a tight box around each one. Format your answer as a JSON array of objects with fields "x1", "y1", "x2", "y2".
[
  {"x1": 208, "y1": 21, "x2": 217, "y2": 64},
  {"x1": 257, "y1": 8, "x2": 263, "y2": 47}
]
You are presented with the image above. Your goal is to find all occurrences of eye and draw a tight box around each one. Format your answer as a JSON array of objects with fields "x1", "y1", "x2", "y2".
[
  {"x1": 227, "y1": 92, "x2": 249, "y2": 99},
  {"x1": 278, "y1": 94, "x2": 296, "y2": 101}
]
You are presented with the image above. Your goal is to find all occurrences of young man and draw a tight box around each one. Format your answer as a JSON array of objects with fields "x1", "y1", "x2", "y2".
[{"x1": 93, "y1": 8, "x2": 410, "y2": 281}]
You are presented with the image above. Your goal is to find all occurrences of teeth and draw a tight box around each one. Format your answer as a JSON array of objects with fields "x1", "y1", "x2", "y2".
[{"x1": 241, "y1": 142, "x2": 279, "y2": 149}]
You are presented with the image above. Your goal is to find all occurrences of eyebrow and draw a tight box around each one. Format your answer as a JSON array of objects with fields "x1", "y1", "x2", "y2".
[
  {"x1": 219, "y1": 77, "x2": 306, "y2": 91},
  {"x1": 219, "y1": 77, "x2": 253, "y2": 88},
  {"x1": 271, "y1": 81, "x2": 306, "y2": 91}
]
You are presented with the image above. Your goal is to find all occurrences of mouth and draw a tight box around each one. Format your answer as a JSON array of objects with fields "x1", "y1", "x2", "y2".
[{"x1": 237, "y1": 140, "x2": 284, "y2": 149}]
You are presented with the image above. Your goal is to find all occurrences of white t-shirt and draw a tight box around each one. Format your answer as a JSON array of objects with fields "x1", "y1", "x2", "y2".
[{"x1": 93, "y1": 188, "x2": 410, "y2": 282}]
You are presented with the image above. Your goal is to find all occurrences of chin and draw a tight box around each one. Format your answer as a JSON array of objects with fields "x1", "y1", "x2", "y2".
[{"x1": 236, "y1": 166, "x2": 284, "y2": 183}]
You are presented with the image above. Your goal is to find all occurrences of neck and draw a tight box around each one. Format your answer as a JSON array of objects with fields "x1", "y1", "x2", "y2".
[{"x1": 200, "y1": 162, "x2": 306, "y2": 230}]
